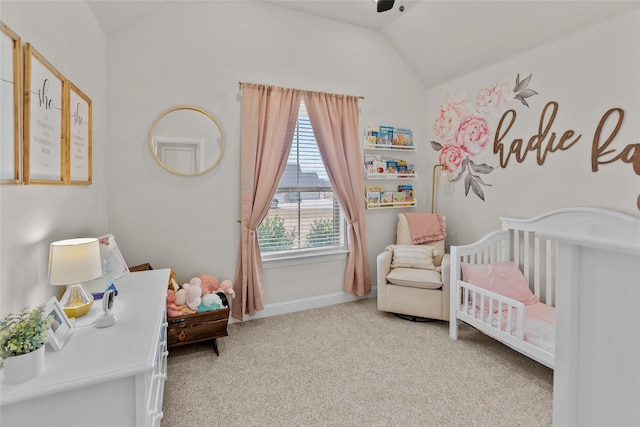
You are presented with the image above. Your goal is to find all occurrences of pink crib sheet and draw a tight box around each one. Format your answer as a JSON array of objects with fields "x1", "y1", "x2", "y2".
[
  {"x1": 461, "y1": 301, "x2": 555, "y2": 354},
  {"x1": 524, "y1": 302, "x2": 555, "y2": 353}
]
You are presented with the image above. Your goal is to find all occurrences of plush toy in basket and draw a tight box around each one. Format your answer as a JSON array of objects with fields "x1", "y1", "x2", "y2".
[{"x1": 166, "y1": 271, "x2": 234, "y2": 318}]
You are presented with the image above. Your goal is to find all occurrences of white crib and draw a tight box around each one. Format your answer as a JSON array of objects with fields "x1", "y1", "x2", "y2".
[{"x1": 448, "y1": 207, "x2": 637, "y2": 369}]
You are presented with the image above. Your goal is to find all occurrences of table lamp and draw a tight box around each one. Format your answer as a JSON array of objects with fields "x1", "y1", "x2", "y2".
[{"x1": 48, "y1": 238, "x2": 103, "y2": 318}]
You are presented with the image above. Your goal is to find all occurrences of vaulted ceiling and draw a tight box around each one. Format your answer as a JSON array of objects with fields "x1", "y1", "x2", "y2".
[{"x1": 88, "y1": 0, "x2": 640, "y2": 88}]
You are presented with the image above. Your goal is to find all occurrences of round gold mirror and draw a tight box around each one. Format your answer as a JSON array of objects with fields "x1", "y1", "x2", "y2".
[{"x1": 149, "y1": 106, "x2": 225, "y2": 176}]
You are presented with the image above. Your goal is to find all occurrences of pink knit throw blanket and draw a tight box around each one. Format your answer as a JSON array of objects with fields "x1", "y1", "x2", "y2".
[{"x1": 404, "y1": 213, "x2": 446, "y2": 244}]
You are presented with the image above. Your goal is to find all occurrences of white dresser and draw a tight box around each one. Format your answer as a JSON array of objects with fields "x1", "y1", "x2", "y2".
[{"x1": 0, "y1": 269, "x2": 170, "y2": 427}]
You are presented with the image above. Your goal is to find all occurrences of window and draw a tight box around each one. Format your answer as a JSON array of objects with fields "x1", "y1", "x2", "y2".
[{"x1": 258, "y1": 101, "x2": 346, "y2": 259}]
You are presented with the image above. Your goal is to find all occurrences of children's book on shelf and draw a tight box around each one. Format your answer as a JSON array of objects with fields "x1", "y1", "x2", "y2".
[
  {"x1": 396, "y1": 164, "x2": 408, "y2": 176},
  {"x1": 385, "y1": 160, "x2": 398, "y2": 174},
  {"x1": 393, "y1": 192, "x2": 407, "y2": 204},
  {"x1": 373, "y1": 160, "x2": 386, "y2": 174},
  {"x1": 381, "y1": 191, "x2": 394, "y2": 205},
  {"x1": 367, "y1": 191, "x2": 380, "y2": 207},
  {"x1": 365, "y1": 153, "x2": 381, "y2": 163},
  {"x1": 392, "y1": 127, "x2": 414, "y2": 149},
  {"x1": 364, "y1": 154, "x2": 381, "y2": 174},
  {"x1": 377, "y1": 126, "x2": 394, "y2": 146},
  {"x1": 398, "y1": 184, "x2": 414, "y2": 201},
  {"x1": 365, "y1": 127, "x2": 379, "y2": 148},
  {"x1": 365, "y1": 185, "x2": 385, "y2": 193}
]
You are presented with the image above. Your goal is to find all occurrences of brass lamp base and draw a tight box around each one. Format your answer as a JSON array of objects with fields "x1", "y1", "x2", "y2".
[
  {"x1": 60, "y1": 283, "x2": 94, "y2": 319},
  {"x1": 62, "y1": 301, "x2": 93, "y2": 319}
]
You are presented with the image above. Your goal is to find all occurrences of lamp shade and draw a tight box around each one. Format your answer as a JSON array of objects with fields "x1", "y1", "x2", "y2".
[{"x1": 48, "y1": 238, "x2": 103, "y2": 285}]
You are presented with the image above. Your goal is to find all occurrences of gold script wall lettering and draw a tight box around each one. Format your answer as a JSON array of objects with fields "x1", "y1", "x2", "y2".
[
  {"x1": 494, "y1": 101, "x2": 581, "y2": 168},
  {"x1": 592, "y1": 108, "x2": 640, "y2": 174},
  {"x1": 494, "y1": 101, "x2": 640, "y2": 210}
]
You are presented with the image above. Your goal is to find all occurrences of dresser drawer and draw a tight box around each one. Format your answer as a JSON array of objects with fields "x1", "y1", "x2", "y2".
[{"x1": 167, "y1": 308, "x2": 229, "y2": 347}]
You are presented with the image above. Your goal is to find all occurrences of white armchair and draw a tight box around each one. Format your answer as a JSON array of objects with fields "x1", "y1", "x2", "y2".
[{"x1": 376, "y1": 213, "x2": 450, "y2": 321}]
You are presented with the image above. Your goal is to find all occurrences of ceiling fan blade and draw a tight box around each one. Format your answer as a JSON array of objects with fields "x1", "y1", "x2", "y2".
[{"x1": 377, "y1": 0, "x2": 395, "y2": 13}]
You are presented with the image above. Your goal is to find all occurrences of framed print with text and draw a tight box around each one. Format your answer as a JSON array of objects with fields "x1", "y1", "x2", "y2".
[
  {"x1": 23, "y1": 43, "x2": 66, "y2": 185},
  {"x1": 1, "y1": 22, "x2": 22, "y2": 184},
  {"x1": 67, "y1": 81, "x2": 92, "y2": 184}
]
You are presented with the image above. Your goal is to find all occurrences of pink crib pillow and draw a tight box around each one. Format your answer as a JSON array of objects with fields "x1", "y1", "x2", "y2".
[{"x1": 461, "y1": 261, "x2": 539, "y2": 311}]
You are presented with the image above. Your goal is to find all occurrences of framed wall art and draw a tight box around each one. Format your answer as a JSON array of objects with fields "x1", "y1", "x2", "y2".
[
  {"x1": 23, "y1": 43, "x2": 66, "y2": 185},
  {"x1": 1, "y1": 22, "x2": 22, "y2": 184},
  {"x1": 66, "y1": 81, "x2": 92, "y2": 184}
]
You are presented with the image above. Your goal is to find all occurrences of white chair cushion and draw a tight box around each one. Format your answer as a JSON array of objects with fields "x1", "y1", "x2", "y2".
[
  {"x1": 397, "y1": 213, "x2": 445, "y2": 266},
  {"x1": 388, "y1": 245, "x2": 438, "y2": 270},
  {"x1": 386, "y1": 267, "x2": 443, "y2": 290}
]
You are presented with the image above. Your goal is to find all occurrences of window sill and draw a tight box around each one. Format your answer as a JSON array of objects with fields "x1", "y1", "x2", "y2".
[{"x1": 262, "y1": 248, "x2": 349, "y2": 269}]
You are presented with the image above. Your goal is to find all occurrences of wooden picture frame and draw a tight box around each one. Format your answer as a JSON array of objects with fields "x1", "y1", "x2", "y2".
[
  {"x1": 66, "y1": 81, "x2": 92, "y2": 184},
  {"x1": 23, "y1": 43, "x2": 66, "y2": 185},
  {"x1": 44, "y1": 297, "x2": 74, "y2": 351},
  {"x1": 1, "y1": 22, "x2": 22, "y2": 184}
]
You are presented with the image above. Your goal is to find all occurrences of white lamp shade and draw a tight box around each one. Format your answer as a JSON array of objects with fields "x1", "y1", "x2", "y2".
[{"x1": 48, "y1": 238, "x2": 103, "y2": 285}]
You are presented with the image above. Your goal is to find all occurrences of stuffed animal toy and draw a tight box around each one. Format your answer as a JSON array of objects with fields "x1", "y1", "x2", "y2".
[
  {"x1": 174, "y1": 287, "x2": 196, "y2": 315},
  {"x1": 183, "y1": 277, "x2": 203, "y2": 311},
  {"x1": 166, "y1": 289, "x2": 193, "y2": 317},
  {"x1": 197, "y1": 292, "x2": 223, "y2": 313},
  {"x1": 199, "y1": 274, "x2": 236, "y2": 299},
  {"x1": 168, "y1": 269, "x2": 180, "y2": 292}
]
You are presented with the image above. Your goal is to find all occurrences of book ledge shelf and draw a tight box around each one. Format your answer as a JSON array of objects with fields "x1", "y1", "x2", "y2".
[
  {"x1": 365, "y1": 143, "x2": 416, "y2": 151},
  {"x1": 366, "y1": 199, "x2": 416, "y2": 209}
]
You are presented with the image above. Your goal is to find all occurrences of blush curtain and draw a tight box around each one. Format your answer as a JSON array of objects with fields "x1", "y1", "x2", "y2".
[
  {"x1": 302, "y1": 91, "x2": 372, "y2": 297},
  {"x1": 233, "y1": 83, "x2": 301, "y2": 321}
]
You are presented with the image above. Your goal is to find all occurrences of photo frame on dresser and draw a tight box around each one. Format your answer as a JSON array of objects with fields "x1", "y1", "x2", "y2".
[
  {"x1": 66, "y1": 81, "x2": 92, "y2": 185},
  {"x1": 0, "y1": 22, "x2": 22, "y2": 184},
  {"x1": 44, "y1": 297, "x2": 74, "y2": 351},
  {"x1": 23, "y1": 43, "x2": 66, "y2": 185}
]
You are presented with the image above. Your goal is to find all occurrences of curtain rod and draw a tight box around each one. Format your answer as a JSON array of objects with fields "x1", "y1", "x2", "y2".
[{"x1": 238, "y1": 80, "x2": 364, "y2": 100}]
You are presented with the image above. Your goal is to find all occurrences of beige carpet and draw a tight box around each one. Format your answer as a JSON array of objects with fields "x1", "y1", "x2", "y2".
[{"x1": 162, "y1": 298, "x2": 552, "y2": 426}]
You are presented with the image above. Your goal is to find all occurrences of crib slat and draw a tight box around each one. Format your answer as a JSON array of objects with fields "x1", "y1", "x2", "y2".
[
  {"x1": 513, "y1": 229, "x2": 520, "y2": 265},
  {"x1": 517, "y1": 306, "x2": 525, "y2": 340},
  {"x1": 534, "y1": 237, "x2": 541, "y2": 296},
  {"x1": 546, "y1": 240, "x2": 554, "y2": 306},
  {"x1": 523, "y1": 231, "x2": 530, "y2": 283},
  {"x1": 463, "y1": 288, "x2": 470, "y2": 314}
]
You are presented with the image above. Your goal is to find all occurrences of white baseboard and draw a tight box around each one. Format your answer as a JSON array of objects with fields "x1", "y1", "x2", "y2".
[{"x1": 229, "y1": 287, "x2": 377, "y2": 324}]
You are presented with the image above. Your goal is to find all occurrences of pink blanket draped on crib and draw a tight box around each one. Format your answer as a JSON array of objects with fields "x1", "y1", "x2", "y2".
[{"x1": 404, "y1": 213, "x2": 446, "y2": 244}]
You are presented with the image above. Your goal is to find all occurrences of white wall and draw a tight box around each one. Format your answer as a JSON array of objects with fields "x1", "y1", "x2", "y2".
[
  {"x1": 105, "y1": 1, "x2": 429, "y2": 308},
  {"x1": 0, "y1": 2, "x2": 108, "y2": 316},
  {"x1": 4, "y1": 1, "x2": 635, "y2": 319},
  {"x1": 426, "y1": 9, "x2": 640, "y2": 246}
]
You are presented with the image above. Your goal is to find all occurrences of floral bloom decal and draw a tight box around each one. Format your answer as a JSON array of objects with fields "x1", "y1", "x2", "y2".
[{"x1": 431, "y1": 73, "x2": 538, "y2": 201}]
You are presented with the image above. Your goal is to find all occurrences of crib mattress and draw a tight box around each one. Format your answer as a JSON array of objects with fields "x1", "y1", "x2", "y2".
[{"x1": 461, "y1": 301, "x2": 555, "y2": 354}]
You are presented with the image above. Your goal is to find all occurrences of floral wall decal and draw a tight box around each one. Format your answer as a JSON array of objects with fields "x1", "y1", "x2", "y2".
[{"x1": 431, "y1": 73, "x2": 538, "y2": 201}]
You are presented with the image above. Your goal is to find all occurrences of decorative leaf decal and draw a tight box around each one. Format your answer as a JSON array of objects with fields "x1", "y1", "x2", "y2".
[
  {"x1": 470, "y1": 177, "x2": 485, "y2": 201},
  {"x1": 450, "y1": 158, "x2": 469, "y2": 183},
  {"x1": 431, "y1": 140, "x2": 443, "y2": 151},
  {"x1": 464, "y1": 173, "x2": 472, "y2": 196},
  {"x1": 513, "y1": 73, "x2": 538, "y2": 107},
  {"x1": 514, "y1": 73, "x2": 531, "y2": 92},
  {"x1": 469, "y1": 161, "x2": 494, "y2": 174},
  {"x1": 470, "y1": 172, "x2": 492, "y2": 187}
]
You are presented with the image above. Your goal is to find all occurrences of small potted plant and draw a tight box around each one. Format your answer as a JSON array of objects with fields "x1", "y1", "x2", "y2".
[{"x1": 0, "y1": 305, "x2": 52, "y2": 384}]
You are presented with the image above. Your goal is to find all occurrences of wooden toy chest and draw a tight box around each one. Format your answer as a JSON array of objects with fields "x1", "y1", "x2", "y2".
[{"x1": 167, "y1": 307, "x2": 229, "y2": 355}]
